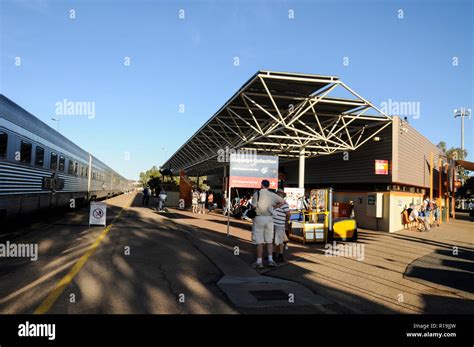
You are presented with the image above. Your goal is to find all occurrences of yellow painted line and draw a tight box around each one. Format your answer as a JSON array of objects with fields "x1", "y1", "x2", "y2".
[{"x1": 34, "y1": 195, "x2": 134, "y2": 314}]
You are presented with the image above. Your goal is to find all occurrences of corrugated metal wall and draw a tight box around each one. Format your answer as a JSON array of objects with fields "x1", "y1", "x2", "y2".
[
  {"x1": 281, "y1": 125, "x2": 393, "y2": 185},
  {"x1": 396, "y1": 120, "x2": 443, "y2": 188}
]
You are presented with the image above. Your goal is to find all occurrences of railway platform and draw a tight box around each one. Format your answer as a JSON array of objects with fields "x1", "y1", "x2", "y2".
[{"x1": 0, "y1": 192, "x2": 472, "y2": 314}]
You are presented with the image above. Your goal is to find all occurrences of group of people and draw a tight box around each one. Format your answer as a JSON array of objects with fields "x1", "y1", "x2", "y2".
[
  {"x1": 142, "y1": 186, "x2": 168, "y2": 212},
  {"x1": 146, "y1": 181, "x2": 292, "y2": 268},
  {"x1": 191, "y1": 189, "x2": 215, "y2": 214},
  {"x1": 227, "y1": 194, "x2": 254, "y2": 220},
  {"x1": 406, "y1": 196, "x2": 440, "y2": 231},
  {"x1": 248, "y1": 180, "x2": 291, "y2": 268}
]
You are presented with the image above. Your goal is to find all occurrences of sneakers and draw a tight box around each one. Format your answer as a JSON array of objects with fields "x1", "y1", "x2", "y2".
[
  {"x1": 252, "y1": 262, "x2": 264, "y2": 269},
  {"x1": 275, "y1": 254, "x2": 285, "y2": 263},
  {"x1": 268, "y1": 260, "x2": 277, "y2": 267}
]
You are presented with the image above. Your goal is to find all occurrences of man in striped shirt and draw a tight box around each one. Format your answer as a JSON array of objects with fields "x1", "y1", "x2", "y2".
[{"x1": 271, "y1": 190, "x2": 291, "y2": 263}]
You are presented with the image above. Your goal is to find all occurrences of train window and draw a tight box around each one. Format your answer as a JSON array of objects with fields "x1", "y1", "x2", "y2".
[
  {"x1": 74, "y1": 162, "x2": 78, "y2": 175},
  {"x1": 59, "y1": 156, "x2": 65, "y2": 171},
  {"x1": 85, "y1": 166, "x2": 88, "y2": 177},
  {"x1": 50, "y1": 152, "x2": 58, "y2": 170},
  {"x1": 20, "y1": 141, "x2": 32, "y2": 164},
  {"x1": 81, "y1": 165, "x2": 85, "y2": 177},
  {"x1": 68, "y1": 160, "x2": 73, "y2": 174},
  {"x1": 0, "y1": 132, "x2": 7, "y2": 159},
  {"x1": 34, "y1": 146, "x2": 45, "y2": 167}
]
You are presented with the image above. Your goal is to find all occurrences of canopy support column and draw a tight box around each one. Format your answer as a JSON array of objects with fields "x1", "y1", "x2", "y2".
[{"x1": 299, "y1": 148, "x2": 305, "y2": 189}]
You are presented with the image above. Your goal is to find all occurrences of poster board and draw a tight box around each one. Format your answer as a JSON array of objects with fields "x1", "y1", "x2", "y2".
[{"x1": 284, "y1": 187, "x2": 305, "y2": 210}]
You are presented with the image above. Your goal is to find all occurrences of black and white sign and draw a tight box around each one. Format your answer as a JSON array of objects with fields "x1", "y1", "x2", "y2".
[{"x1": 89, "y1": 202, "x2": 107, "y2": 226}]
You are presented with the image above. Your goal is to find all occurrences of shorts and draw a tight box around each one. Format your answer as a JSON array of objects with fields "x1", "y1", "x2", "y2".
[
  {"x1": 252, "y1": 215, "x2": 274, "y2": 244},
  {"x1": 274, "y1": 225, "x2": 287, "y2": 246}
]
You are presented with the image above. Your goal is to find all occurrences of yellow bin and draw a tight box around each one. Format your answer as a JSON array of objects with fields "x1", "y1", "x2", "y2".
[{"x1": 332, "y1": 218, "x2": 358, "y2": 241}]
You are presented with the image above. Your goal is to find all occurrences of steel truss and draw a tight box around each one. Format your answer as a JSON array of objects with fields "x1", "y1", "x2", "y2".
[{"x1": 162, "y1": 71, "x2": 392, "y2": 175}]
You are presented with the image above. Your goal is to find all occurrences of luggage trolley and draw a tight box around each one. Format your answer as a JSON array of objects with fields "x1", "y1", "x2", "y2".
[
  {"x1": 288, "y1": 188, "x2": 358, "y2": 244},
  {"x1": 289, "y1": 189, "x2": 329, "y2": 244}
]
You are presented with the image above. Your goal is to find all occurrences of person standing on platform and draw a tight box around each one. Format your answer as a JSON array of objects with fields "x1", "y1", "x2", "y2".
[
  {"x1": 271, "y1": 190, "x2": 290, "y2": 262},
  {"x1": 158, "y1": 189, "x2": 167, "y2": 212},
  {"x1": 192, "y1": 190, "x2": 199, "y2": 213},
  {"x1": 250, "y1": 180, "x2": 285, "y2": 269},
  {"x1": 199, "y1": 190, "x2": 207, "y2": 214},
  {"x1": 142, "y1": 186, "x2": 150, "y2": 206},
  {"x1": 222, "y1": 192, "x2": 229, "y2": 216},
  {"x1": 432, "y1": 200, "x2": 440, "y2": 227},
  {"x1": 207, "y1": 191, "x2": 214, "y2": 213}
]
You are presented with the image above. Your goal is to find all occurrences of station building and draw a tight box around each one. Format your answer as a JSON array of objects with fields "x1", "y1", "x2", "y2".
[
  {"x1": 279, "y1": 116, "x2": 448, "y2": 232},
  {"x1": 162, "y1": 71, "x2": 458, "y2": 233}
]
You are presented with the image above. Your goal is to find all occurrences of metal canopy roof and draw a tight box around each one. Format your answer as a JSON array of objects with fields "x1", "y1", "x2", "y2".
[{"x1": 162, "y1": 70, "x2": 392, "y2": 175}]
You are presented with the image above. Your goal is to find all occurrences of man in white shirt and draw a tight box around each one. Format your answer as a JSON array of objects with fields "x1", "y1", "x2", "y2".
[
  {"x1": 250, "y1": 180, "x2": 285, "y2": 268},
  {"x1": 158, "y1": 189, "x2": 167, "y2": 211},
  {"x1": 199, "y1": 191, "x2": 207, "y2": 214}
]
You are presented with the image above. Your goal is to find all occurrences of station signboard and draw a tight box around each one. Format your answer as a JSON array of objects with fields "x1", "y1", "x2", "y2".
[{"x1": 229, "y1": 154, "x2": 278, "y2": 189}]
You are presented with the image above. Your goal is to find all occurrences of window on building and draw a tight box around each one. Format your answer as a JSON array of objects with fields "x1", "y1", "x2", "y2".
[
  {"x1": 50, "y1": 152, "x2": 58, "y2": 170},
  {"x1": 35, "y1": 146, "x2": 45, "y2": 167},
  {"x1": 0, "y1": 132, "x2": 7, "y2": 159},
  {"x1": 59, "y1": 156, "x2": 65, "y2": 171},
  {"x1": 20, "y1": 141, "x2": 32, "y2": 164}
]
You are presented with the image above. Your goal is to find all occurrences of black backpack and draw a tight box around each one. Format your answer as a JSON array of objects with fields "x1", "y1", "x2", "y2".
[{"x1": 246, "y1": 191, "x2": 259, "y2": 219}]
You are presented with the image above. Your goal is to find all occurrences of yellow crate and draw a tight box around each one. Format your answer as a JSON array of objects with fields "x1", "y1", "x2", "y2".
[{"x1": 289, "y1": 220, "x2": 327, "y2": 244}]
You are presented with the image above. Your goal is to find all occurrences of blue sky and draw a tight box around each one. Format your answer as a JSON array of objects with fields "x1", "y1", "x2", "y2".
[{"x1": 1, "y1": 0, "x2": 472, "y2": 180}]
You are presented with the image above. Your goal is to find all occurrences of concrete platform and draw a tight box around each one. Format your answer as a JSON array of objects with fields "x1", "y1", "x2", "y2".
[{"x1": 164, "y1": 207, "x2": 474, "y2": 314}]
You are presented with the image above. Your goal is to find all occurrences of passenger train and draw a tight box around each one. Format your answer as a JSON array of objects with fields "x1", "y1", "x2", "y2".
[{"x1": 0, "y1": 94, "x2": 133, "y2": 221}]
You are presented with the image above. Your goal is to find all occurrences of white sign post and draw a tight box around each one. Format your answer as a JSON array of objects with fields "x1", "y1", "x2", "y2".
[{"x1": 89, "y1": 201, "x2": 107, "y2": 226}]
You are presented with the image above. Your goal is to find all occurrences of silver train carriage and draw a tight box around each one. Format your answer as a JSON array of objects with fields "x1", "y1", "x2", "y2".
[{"x1": 0, "y1": 94, "x2": 132, "y2": 221}]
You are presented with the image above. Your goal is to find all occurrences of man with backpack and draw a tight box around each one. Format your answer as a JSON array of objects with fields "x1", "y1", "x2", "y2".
[{"x1": 250, "y1": 180, "x2": 285, "y2": 269}]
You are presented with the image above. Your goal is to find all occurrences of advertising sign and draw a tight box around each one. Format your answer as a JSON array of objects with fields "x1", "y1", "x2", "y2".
[
  {"x1": 229, "y1": 154, "x2": 278, "y2": 188},
  {"x1": 310, "y1": 189, "x2": 328, "y2": 211},
  {"x1": 375, "y1": 160, "x2": 389, "y2": 175},
  {"x1": 89, "y1": 201, "x2": 107, "y2": 226},
  {"x1": 284, "y1": 187, "x2": 305, "y2": 210}
]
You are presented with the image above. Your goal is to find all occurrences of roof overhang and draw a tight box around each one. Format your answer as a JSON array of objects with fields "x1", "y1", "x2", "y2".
[
  {"x1": 456, "y1": 160, "x2": 474, "y2": 171},
  {"x1": 162, "y1": 70, "x2": 393, "y2": 175}
]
